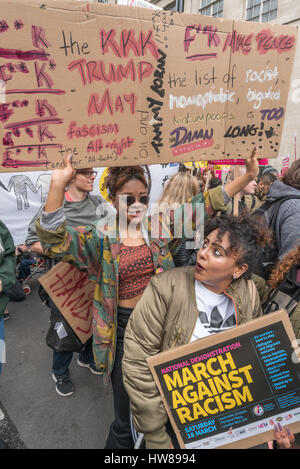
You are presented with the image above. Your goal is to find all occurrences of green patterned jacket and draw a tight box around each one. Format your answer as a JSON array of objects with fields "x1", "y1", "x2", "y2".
[{"x1": 36, "y1": 186, "x2": 228, "y2": 378}]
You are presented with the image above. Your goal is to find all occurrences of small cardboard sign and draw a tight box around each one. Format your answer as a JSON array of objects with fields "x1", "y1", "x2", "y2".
[
  {"x1": 0, "y1": 0, "x2": 297, "y2": 171},
  {"x1": 39, "y1": 262, "x2": 95, "y2": 344},
  {"x1": 148, "y1": 310, "x2": 300, "y2": 449}
]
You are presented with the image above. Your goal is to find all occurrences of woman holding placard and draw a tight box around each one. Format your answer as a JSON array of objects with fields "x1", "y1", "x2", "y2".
[
  {"x1": 35, "y1": 149, "x2": 259, "y2": 449},
  {"x1": 122, "y1": 213, "x2": 300, "y2": 449}
]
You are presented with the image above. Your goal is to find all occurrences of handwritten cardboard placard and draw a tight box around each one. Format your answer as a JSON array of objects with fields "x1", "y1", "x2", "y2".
[
  {"x1": 39, "y1": 262, "x2": 95, "y2": 344},
  {"x1": 148, "y1": 310, "x2": 300, "y2": 449},
  {"x1": 0, "y1": 0, "x2": 297, "y2": 172}
]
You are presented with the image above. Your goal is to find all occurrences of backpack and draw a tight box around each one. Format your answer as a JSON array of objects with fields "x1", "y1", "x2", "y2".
[
  {"x1": 253, "y1": 195, "x2": 300, "y2": 280},
  {"x1": 245, "y1": 194, "x2": 257, "y2": 212}
]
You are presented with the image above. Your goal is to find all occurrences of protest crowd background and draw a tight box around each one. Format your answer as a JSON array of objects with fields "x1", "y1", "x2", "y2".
[
  {"x1": 1, "y1": 155, "x2": 300, "y2": 450},
  {"x1": 1, "y1": 0, "x2": 300, "y2": 453}
]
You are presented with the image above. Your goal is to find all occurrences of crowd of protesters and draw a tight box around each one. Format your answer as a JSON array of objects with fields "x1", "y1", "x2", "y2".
[{"x1": 0, "y1": 150, "x2": 300, "y2": 450}]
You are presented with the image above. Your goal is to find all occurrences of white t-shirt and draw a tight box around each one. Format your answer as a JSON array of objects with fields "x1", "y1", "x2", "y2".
[{"x1": 191, "y1": 281, "x2": 236, "y2": 342}]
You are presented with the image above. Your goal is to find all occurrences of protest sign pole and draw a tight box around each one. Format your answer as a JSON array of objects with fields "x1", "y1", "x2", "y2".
[
  {"x1": 233, "y1": 166, "x2": 241, "y2": 216},
  {"x1": 204, "y1": 170, "x2": 211, "y2": 192}
]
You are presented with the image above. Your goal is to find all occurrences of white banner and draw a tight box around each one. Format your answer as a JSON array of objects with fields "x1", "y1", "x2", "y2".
[{"x1": 0, "y1": 164, "x2": 179, "y2": 245}]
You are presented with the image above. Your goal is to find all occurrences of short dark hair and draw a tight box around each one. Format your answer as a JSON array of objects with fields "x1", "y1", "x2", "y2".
[
  {"x1": 208, "y1": 177, "x2": 222, "y2": 190},
  {"x1": 262, "y1": 166, "x2": 278, "y2": 176},
  {"x1": 178, "y1": 163, "x2": 188, "y2": 173},
  {"x1": 258, "y1": 173, "x2": 276, "y2": 185}
]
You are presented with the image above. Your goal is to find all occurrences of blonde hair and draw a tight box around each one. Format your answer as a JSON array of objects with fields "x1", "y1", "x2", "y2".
[{"x1": 158, "y1": 172, "x2": 199, "y2": 209}]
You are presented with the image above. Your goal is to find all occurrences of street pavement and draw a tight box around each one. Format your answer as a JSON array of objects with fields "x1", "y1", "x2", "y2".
[{"x1": 0, "y1": 276, "x2": 114, "y2": 449}]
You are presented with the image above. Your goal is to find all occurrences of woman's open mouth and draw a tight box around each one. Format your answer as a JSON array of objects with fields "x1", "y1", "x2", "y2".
[{"x1": 195, "y1": 262, "x2": 206, "y2": 273}]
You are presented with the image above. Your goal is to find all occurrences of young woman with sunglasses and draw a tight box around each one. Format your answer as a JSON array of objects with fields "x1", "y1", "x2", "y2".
[{"x1": 35, "y1": 149, "x2": 259, "y2": 448}]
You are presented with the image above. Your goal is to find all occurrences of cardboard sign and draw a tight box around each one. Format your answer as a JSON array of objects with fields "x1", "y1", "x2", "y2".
[
  {"x1": 148, "y1": 310, "x2": 300, "y2": 449},
  {"x1": 39, "y1": 262, "x2": 95, "y2": 344},
  {"x1": 210, "y1": 158, "x2": 269, "y2": 166},
  {"x1": 0, "y1": 0, "x2": 297, "y2": 172}
]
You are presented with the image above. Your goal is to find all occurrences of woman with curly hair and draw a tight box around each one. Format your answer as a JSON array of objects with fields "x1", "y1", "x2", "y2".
[
  {"x1": 123, "y1": 213, "x2": 274, "y2": 449},
  {"x1": 35, "y1": 149, "x2": 259, "y2": 448}
]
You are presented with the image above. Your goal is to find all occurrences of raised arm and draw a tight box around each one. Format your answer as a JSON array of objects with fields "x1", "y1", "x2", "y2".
[
  {"x1": 35, "y1": 156, "x2": 101, "y2": 280},
  {"x1": 223, "y1": 147, "x2": 260, "y2": 199},
  {"x1": 44, "y1": 154, "x2": 75, "y2": 213},
  {"x1": 158, "y1": 148, "x2": 260, "y2": 256},
  {"x1": 26, "y1": 206, "x2": 45, "y2": 255}
]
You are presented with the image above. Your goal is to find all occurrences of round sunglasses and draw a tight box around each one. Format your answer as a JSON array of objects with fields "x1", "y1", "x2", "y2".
[{"x1": 120, "y1": 195, "x2": 149, "y2": 206}]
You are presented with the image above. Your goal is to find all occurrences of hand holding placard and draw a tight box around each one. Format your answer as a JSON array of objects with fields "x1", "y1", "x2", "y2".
[
  {"x1": 244, "y1": 147, "x2": 260, "y2": 180},
  {"x1": 223, "y1": 146, "x2": 260, "y2": 199},
  {"x1": 44, "y1": 154, "x2": 75, "y2": 213}
]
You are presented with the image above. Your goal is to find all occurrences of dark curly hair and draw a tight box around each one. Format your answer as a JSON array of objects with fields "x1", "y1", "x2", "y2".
[
  {"x1": 102, "y1": 166, "x2": 148, "y2": 200},
  {"x1": 204, "y1": 213, "x2": 273, "y2": 280}
]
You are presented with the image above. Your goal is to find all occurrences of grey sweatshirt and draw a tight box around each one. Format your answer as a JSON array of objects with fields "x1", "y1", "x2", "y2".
[
  {"x1": 26, "y1": 194, "x2": 115, "y2": 246},
  {"x1": 265, "y1": 180, "x2": 300, "y2": 259}
]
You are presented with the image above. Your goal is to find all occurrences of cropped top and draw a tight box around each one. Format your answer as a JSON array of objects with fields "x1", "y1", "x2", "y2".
[{"x1": 119, "y1": 243, "x2": 154, "y2": 300}]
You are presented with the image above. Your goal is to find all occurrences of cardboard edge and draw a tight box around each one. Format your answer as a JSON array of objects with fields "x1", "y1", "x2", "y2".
[
  {"x1": 38, "y1": 261, "x2": 93, "y2": 344},
  {"x1": 147, "y1": 310, "x2": 300, "y2": 450},
  {"x1": 147, "y1": 310, "x2": 293, "y2": 368}
]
